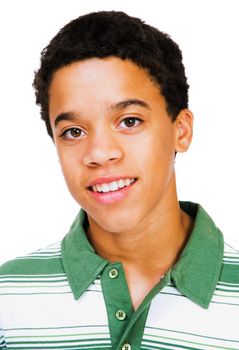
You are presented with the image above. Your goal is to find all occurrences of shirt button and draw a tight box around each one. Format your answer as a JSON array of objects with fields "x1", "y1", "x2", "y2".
[
  {"x1": 122, "y1": 343, "x2": 131, "y2": 350},
  {"x1": 109, "y1": 268, "x2": 119, "y2": 279},
  {"x1": 116, "y1": 309, "x2": 127, "y2": 320}
]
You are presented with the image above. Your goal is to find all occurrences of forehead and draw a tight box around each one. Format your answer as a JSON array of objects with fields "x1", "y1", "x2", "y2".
[{"x1": 49, "y1": 57, "x2": 165, "y2": 119}]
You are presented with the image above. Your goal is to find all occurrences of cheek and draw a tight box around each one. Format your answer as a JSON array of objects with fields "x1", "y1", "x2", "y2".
[
  {"x1": 139, "y1": 130, "x2": 174, "y2": 165},
  {"x1": 138, "y1": 134, "x2": 175, "y2": 192},
  {"x1": 58, "y1": 155, "x2": 87, "y2": 204}
]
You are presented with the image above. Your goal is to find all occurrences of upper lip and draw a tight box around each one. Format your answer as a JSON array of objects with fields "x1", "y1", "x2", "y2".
[{"x1": 86, "y1": 175, "x2": 137, "y2": 188}]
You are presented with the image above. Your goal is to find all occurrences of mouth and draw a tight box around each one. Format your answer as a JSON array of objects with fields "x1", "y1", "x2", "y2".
[
  {"x1": 86, "y1": 177, "x2": 138, "y2": 204},
  {"x1": 88, "y1": 178, "x2": 137, "y2": 193}
]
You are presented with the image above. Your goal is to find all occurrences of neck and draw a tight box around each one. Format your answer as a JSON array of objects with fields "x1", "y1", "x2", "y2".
[
  {"x1": 87, "y1": 197, "x2": 193, "y2": 275},
  {"x1": 86, "y1": 176, "x2": 194, "y2": 310}
]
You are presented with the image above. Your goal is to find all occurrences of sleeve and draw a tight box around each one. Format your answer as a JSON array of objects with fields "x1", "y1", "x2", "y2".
[{"x1": 0, "y1": 328, "x2": 6, "y2": 349}]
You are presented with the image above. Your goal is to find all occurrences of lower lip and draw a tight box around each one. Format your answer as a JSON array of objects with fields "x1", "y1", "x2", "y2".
[{"x1": 88, "y1": 181, "x2": 137, "y2": 204}]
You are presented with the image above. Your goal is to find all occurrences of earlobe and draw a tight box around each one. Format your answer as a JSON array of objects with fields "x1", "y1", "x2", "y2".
[{"x1": 174, "y1": 109, "x2": 193, "y2": 153}]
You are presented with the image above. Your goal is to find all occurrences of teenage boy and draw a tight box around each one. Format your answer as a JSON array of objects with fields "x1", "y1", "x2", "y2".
[{"x1": 0, "y1": 11, "x2": 238, "y2": 350}]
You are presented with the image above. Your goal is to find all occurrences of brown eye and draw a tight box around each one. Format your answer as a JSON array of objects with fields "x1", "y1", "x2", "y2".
[
  {"x1": 61, "y1": 127, "x2": 86, "y2": 140},
  {"x1": 120, "y1": 117, "x2": 142, "y2": 129},
  {"x1": 124, "y1": 118, "x2": 136, "y2": 127},
  {"x1": 69, "y1": 128, "x2": 82, "y2": 137}
]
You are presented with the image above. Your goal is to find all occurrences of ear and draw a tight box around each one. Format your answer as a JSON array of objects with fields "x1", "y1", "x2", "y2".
[{"x1": 174, "y1": 109, "x2": 194, "y2": 153}]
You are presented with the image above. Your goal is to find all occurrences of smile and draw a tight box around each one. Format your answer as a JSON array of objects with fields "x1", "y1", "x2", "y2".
[
  {"x1": 90, "y1": 178, "x2": 136, "y2": 193},
  {"x1": 87, "y1": 176, "x2": 138, "y2": 204}
]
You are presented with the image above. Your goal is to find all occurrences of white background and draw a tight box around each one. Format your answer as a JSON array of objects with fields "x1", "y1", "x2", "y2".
[{"x1": 0, "y1": 0, "x2": 238, "y2": 265}]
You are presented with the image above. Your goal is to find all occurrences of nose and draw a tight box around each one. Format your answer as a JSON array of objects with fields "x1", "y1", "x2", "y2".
[{"x1": 82, "y1": 131, "x2": 124, "y2": 167}]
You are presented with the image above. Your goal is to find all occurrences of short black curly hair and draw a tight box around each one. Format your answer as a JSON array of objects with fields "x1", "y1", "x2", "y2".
[{"x1": 33, "y1": 11, "x2": 189, "y2": 138}]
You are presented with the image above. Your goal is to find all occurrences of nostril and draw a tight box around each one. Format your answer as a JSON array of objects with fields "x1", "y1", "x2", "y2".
[{"x1": 83, "y1": 146, "x2": 123, "y2": 167}]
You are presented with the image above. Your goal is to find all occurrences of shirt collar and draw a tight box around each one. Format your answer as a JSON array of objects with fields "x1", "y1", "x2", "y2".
[
  {"x1": 172, "y1": 201, "x2": 224, "y2": 308},
  {"x1": 61, "y1": 202, "x2": 224, "y2": 308},
  {"x1": 61, "y1": 210, "x2": 108, "y2": 300}
]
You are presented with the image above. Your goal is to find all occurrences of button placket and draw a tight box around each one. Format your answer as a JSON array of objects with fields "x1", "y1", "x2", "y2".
[
  {"x1": 116, "y1": 309, "x2": 127, "y2": 321},
  {"x1": 101, "y1": 264, "x2": 134, "y2": 349},
  {"x1": 109, "y1": 268, "x2": 119, "y2": 279}
]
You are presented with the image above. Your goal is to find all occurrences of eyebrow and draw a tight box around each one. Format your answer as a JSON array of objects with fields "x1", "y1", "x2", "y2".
[
  {"x1": 110, "y1": 98, "x2": 151, "y2": 111},
  {"x1": 54, "y1": 112, "x2": 76, "y2": 128},
  {"x1": 54, "y1": 98, "x2": 151, "y2": 128}
]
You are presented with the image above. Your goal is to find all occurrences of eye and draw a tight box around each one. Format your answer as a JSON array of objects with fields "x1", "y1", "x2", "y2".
[
  {"x1": 119, "y1": 117, "x2": 142, "y2": 129},
  {"x1": 60, "y1": 127, "x2": 86, "y2": 140}
]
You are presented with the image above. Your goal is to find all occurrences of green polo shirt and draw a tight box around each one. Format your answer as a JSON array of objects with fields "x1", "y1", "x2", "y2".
[{"x1": 0, "y1": 202, "x2": 239, "y2": 349}]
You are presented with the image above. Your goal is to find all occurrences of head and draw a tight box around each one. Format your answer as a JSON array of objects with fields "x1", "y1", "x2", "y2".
[
  {"x1": 33, "y1": 10, "x2": 189, "y2": 138},
  {"x1": 33, "y1": 11, "x2": 193, "y2": 233}
]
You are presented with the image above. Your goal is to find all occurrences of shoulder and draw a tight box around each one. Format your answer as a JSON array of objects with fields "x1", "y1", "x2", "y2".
[
  {"x1": 0, "y1": 241, "x2": 64, "y2": 278},
  {"x1": 0, "y1": 241, "x2": 70, "y2": 333},
  {"x1": 220, "y1": 242, "x2": 239, "y2": 281},
  {"x1": 212, "y1": 242, "x2": 239, "y2": 306},
  {"x1": 223, "y1": 242, "x2": 239, "y2": 255}
]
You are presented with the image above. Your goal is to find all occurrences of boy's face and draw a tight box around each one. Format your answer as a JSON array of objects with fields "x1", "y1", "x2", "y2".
[{"x1": 49, "y1": 57, "x2": 191, "y2": 233}]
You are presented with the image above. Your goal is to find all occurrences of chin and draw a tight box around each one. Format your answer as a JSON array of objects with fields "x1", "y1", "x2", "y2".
[{"x1": 89, "y1": 209, "x2": 141, "y2": 234}]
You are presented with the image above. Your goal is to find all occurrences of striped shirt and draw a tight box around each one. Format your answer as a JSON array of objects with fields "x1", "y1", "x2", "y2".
[{"x1": 0, "y1": 201, "x2": 239, "y2": 349}]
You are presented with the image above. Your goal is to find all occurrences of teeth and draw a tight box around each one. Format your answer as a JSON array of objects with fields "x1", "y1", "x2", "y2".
[
  {"x1": 96, "y1": 184, "x2": 102, "y2": 192},
  {"x1": 110, "y1": 181, "x2": 118, "y2": 191},
  {"x1": 125, "y1": 179, "x2": 130, "y2": 186},
  {"x1": 91, "y1": 178, "x2": 135, "y2": 193},
  {"x1": 118, "y1": 179, "x2": 125, "y2": 188},
  {"x1": 102, "y1": 184, "x2": 110, "y2": 193}
]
